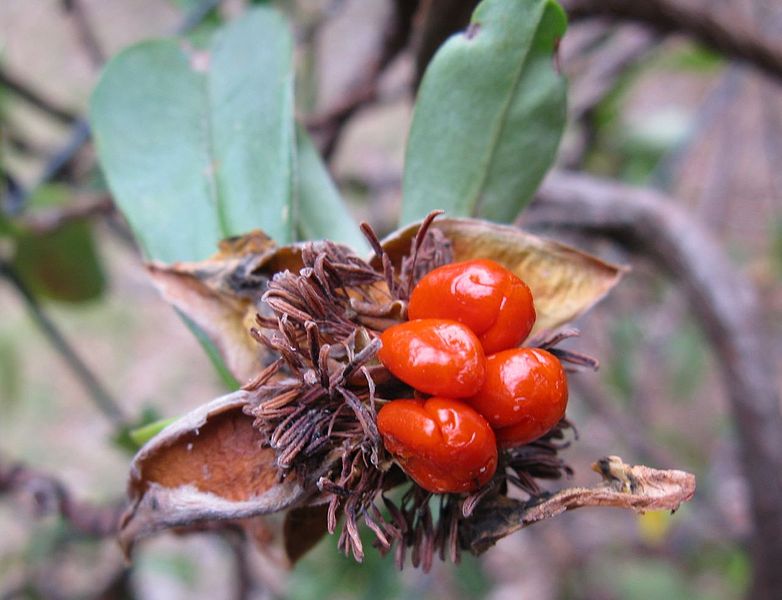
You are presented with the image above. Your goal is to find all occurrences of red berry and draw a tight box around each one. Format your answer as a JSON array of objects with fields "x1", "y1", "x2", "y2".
[
  {"x1": 466, "y1": 348, "x2": 568, "y2": 447},
  {"x1": 378, "y1": 319, "x2": 486, "y2": 397},
  {"x1": 377, "y1": 397, "x2": 497, "y2": 493},
  {"x1": 408, "y1": 259, "x2": 536, "y2": 354}
]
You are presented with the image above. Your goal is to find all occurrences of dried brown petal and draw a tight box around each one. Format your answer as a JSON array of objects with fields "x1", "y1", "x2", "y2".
[
  {"x1": 145, "y1": 231, "x2": 305, "y2": 382},
  {"x1": 460, "y1": 456, "x2": 696, "y2": 554},
  {"x1": 380, "y1": 218, "x2": 626, "y2": 333},
  {"x1": 283, "y1": 504, "x2": 330, "y2": 563},
  {"x1": 120, "y1": 390, "x2": 310, "y2": 554}
]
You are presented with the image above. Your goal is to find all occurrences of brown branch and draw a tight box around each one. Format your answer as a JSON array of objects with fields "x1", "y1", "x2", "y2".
[
  {"x1": 463, "y1": 456, "x2": 695, "y2": 555},
  {"x1": 529, "y1": 170, "x2": 782, "y2": 600},
  {"x1": 562, "y1": 26, "x2": 659, "y2": 168},
  {"x1": 221, "y1": 528, "x2": 259, "y2": 600},
  {"x1": 564, "y1": 0, "x2": 782, "y2": 82},
  {"x1": 0, "y1": 454, "x2": 124, "y2": 538},
  {"x1": 568, "y1": 27, "x2": 658, "y2": 124},
  {"x1": 306, "y1": 0, "x2": 420, "y2": 160}
]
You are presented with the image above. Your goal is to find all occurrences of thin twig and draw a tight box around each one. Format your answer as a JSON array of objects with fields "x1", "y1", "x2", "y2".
[
  {"x1": 0, "y1": 453, "x2": 124, "y2": 537},
  {"x1": 568, "y1": 27, "x2": 658, "y2": 124},
  {"x1": 530, "y1": 169, "x2": 782, "y2": 600},
  {"x1": 20, "y1": 194, "x2": 114, "y2": 235},
  {"x1": 653, "y1": 65, "x2": 745, "y2": 190},
  {"x1": 562, "y1": 26, "x2": 658, "y2": 169},
  {"x1": 0, "y1": 70, "x2": 78, "y2": 124},
  {"x1": 413, "y1": 0, "x2": 479, "y2": 89},
  {"x1": 61, "y1": 0, "x2": 106, "y2": 67},
  {"x1": 14, "y1": 0, "x2": 225, "y2": 207},
  {"x1": 564, "y1": 0, "x2": 782, "y2": 82},
  {"x1": 0, "y1": 261, "x2": 127, "y2": 427},
  {"x1": 221, "y1": 528, "x2": 258, "y2": 600},
  {"x1": 306, "y1": 0, "x2": 419, "y2": 160}
]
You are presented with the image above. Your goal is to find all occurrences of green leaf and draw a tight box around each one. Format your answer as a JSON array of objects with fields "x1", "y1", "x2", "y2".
[
  {"x1": 401, "y1": 0, "x2": 567, "y2": 224},
  {"x1": 129, "y1": 417, "x2": 177, "y2": 447},
  {"x1": 112, "y1": 406, "x2": 169, "y2": 454},
  {"x1": 0, "y1": 336, "x2": 21, "y2": 409},
  {"x1": 295, "y1": 126, "x2": 369, "y2": 252},
  {"x1": 12, "y1": 185, "x2": 106, "y2": 303},
  {"x1": 90, "y1": 7, "x2": 295, "y2": 263}
]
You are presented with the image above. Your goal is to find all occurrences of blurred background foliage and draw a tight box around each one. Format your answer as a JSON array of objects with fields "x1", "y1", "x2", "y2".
[{"x1": 1, "y1": 0, "x2": 781, "y2": 598}]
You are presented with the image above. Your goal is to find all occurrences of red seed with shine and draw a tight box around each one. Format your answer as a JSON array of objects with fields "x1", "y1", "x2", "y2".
[
  {"x1": 408, "y1": 258, "x2": 536, "y2": 353},
  {"x1": 377, "y1": 397, "x2": 497, "y2": 493},
  {"x1": 467, "y1": 348, "x2": 568, "y2": 447},
  {"x1": 378, "y1": 319, "x2": 486, "y2": 398}
]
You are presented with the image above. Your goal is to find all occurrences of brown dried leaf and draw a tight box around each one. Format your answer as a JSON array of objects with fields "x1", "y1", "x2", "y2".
[
  {"x1": 380, "y1": 218, "x2": 626, "y2": 333},
  {"x1": 119, "y1": 390, "x2": 309, "y2": 554},
  {"x1": 461, "y1": 456, "x2": 696, "y2": 554},
  {"x1": 146, "y1": 231, "x2": 304, "y2": 383},
  {"x1": 283, "y1": 504, "x2": 331, "y2": 563}
]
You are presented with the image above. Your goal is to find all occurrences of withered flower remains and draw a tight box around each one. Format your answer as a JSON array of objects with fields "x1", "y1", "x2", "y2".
[{"x1": 121, "y1": 215, "x2": 696, "y2": 569}]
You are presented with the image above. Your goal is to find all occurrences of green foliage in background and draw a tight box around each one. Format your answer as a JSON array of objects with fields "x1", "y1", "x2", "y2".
[
  {"x1": 4, "y1": 185, "x2": 105, "y2": 303},
  {"x1": 401, "y1": 0, "x2": 567, "y2": 223}
]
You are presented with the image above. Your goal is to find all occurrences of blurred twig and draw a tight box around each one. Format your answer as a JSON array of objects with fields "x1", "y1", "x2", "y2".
[
  {"x1": 0, "y1": 453, "x2": 124, "y2": 537},
  {"x1": 61, "y1": 0, "x2": 106, "y2": 67},
  {"x1": 568, "y1": 27, "x2": 658, "y2": 124},
  {"x1": 11, "y1": 0, "x2": 225, "y2": 209},
  {"x1": 413, "y1": 0, "x2": 479, "y2": 89},
  {"x1": 0, "y1": 261, "x2": 128, "y2": 427},
  {"x1": 564, "y1": 0, "x2": 782, "y2": 82},
  {"x1": 20, "y1": 194, "x2": 114, "y2": 235},
  {"x1": 562, "y1": 26, "x2": 659, "y2": 168},
  {"x1": 653, "y1": 65, "x2": 745, "y2": 190},
  {"x1": 0, "y1": 70, "x2": 78, "y2": 125},
  {"x1": 306, "y1": 0, "x2": 420, "y2": 160},
  {"x1": 530, "y1": 170, "x2": 782, "y2": 600},
  {"x1": 92, "y1": 568, "x2": 135, "y2": 600},
  {"x1": 222, "y1": 528, "x2": 258, "y2": 600}
]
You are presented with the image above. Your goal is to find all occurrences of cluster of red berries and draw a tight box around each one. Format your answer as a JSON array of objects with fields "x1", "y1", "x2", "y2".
[{"x1": 376, "y1": 259, "x2": 568, "y2": 494}]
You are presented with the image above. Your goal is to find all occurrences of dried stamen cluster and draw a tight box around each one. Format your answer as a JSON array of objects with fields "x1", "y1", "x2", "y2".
[{"x1": 243, "y1": 220, "x2": 579, "y2": 567}]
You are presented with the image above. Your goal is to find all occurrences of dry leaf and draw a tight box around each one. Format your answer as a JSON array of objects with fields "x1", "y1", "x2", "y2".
[
  {"x1": 146, "y1": 231, "x2": 304, "y2": 382},
  {"x1": 119, "y1": 390, "x2": 311, "y2": 554},
  {"x1": 283, "y1": 504, "x2": 331, "y2": 563},
  {"x1": 461, "y1": 456, "x2": 696, "y2": 554},
  {"x1": 380, "y1": 218, "x2": 626, "y2": 333}
]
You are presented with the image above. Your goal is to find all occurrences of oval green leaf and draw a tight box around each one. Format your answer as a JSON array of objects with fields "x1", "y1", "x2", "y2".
[
  {"x1": 90, "y1": 7, "x2": 295, "y2": 263},
  {"x1": 402, "y1": 0, "x2": 567, "y2": 224}
]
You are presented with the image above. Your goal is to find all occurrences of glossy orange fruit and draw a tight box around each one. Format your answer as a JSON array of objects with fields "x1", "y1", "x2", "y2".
[
  {"x1": 378, "y1": 319, "x2": 486, "y2": 397},
  {"x1": 408, "y1": 259, "x2": 536, "y2": 354},
  {"x1": 377, "y1": 397, "x2": 498, "y2": 493},
  {"x1": 467, "y1": 348, "x2": 567, "y2": 447}
]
